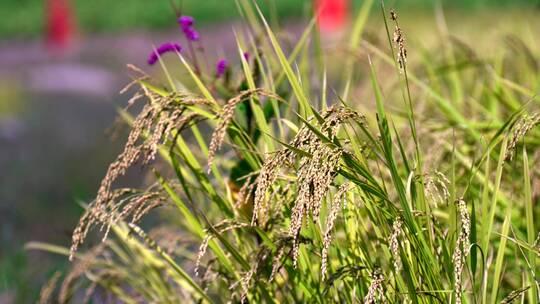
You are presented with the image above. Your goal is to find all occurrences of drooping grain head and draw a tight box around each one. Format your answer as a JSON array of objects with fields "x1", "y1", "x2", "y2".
[
  {"x1": 252, "y1": 149, "x2": 294, "y2": 226},
  {"x1": 506, "y1": 112, "x2": 540, "y2": 161},
  {"x1": 269, "y1": 247, "x2": 286, "y2": 282},
  {"x1": 195, "y1": 235, "x2": 212, "y2": 277},
  {"x1": 364, "y1": 270, "x2": 385, "y2": 304},
  {"x1": 227, "y1": 246, "x2": 271, "y2": 303},
  {"x1": 390, "y1": 10, "x2": 407, "y2": 71},
  {"x1": 321, "y1": 183, "x2": 350, "y2": 280},
  {"x1": 424, "y1": 171, "x2": 450, "y2": 206},
  {"x1": 500, "y1": 286, "x2": 532, "y2": 304},
  {"x1": 207, "y1": 89, "x2": 282, "y2": 173},
  {"x1": 194, "y1": 220, "x2": 249, "y2": 277},
  {"x1": 38, "y1": 271, "x2": 61, "y2": 304}
]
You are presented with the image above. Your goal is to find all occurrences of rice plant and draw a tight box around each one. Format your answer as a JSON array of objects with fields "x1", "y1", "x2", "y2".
[{"x1": 29, "y1": 1, "x2": 540, "y2": 303}]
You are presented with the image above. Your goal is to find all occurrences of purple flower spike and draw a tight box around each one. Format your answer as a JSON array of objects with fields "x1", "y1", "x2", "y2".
[
  {"x1": 147, "y1": 42, "x2": 182, "y2": 65},
  {"x1": 183, "y1": 27, "x2": 200, "y2": 41},
  {"x1": 178, "y1": 15, "x2": 200, "y2": 41},
  {"x1": 216, "y1": 59, "x2": 229, "y2": 78}
]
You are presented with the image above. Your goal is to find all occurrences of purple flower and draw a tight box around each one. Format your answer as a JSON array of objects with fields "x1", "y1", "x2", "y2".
[
  {"x1": 178, "y1": 15, "x2": 199, "y2": 41},
  {"x1": 147, "y1": 42, "x2": 182, "y2": 65},
  {"x1": 178, "y1": 16, "x2": 194, "y2": 28},
  {"x1": 216, "y1": 59, "x2": 229, "y2": 78},
  {"x1": 243, "y1": 52, "x2": 250, "y2": 61}
]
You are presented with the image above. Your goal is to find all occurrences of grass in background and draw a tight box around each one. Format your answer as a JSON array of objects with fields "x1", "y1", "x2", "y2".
[{"x1": 22, "y1": 0, "x2": 540, "y2": 303}]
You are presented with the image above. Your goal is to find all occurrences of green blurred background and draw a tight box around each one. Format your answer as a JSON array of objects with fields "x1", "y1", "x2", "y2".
[{"x1": 1, "y1": 0, "x2": 538, "y2": 38}]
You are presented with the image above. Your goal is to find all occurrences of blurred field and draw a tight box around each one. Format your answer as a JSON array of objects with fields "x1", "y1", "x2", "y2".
[{"x1": 26, "y1": 1, "x2": 539, "y2": 301}]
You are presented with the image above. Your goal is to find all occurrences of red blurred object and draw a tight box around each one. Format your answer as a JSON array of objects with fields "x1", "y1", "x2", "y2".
[
  {"x1": 46, "y1": 0, "x2": 75, "y2": 49},
  {"x1": 315, "y1": 0, "x2": 349, "y2": 32}
]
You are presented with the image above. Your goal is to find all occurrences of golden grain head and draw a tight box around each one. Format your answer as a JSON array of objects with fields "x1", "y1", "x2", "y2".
[
  {"x1": 452, "y1": 198, "x2": 471, "y2": 304},
  {"x1": 389, "y1": 218, "x2": 404, "y2": 272}
]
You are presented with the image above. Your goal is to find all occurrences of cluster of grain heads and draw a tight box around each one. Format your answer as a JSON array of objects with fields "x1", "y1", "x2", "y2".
[
  {"x1": 70, "y1": 187, "x2": 167, "y2": 261},
  {"x1": 290, "y1": 143, "x2": 342, "y2": 267},
  {"x1": 250, "y1": 105, "x2": 363, "y2": 267},
  {"x1": 70, "y1": 81, "x2": 207, "y2": 260}
]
